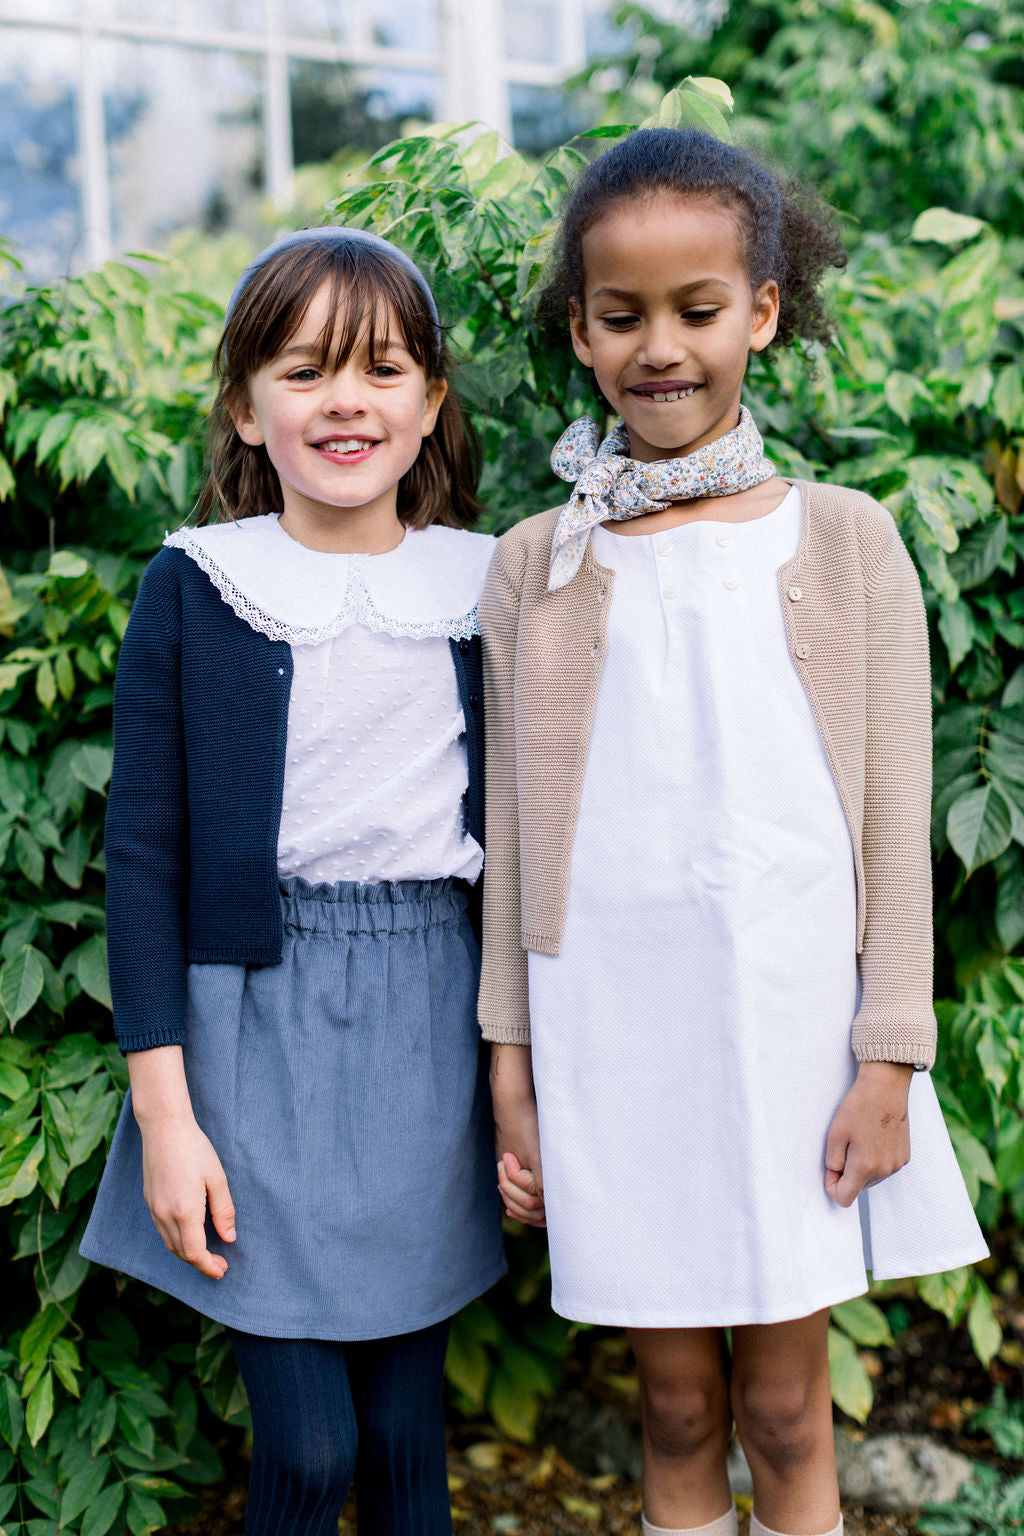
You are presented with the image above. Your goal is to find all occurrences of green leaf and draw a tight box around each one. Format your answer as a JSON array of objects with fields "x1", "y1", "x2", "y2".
[
  {"x1": 52, "y1": 825, "x2": 91, "y2": 888},
  {"x1": 0, "y1": 1060, "x2": 30, "y2": 1099},
  {"x1": 948, "y1": 517, "x2": 1008, "y2": 591},
  {"x1": 69, "y1": 743, "x2": 113, "y2": 794},
  {"x1": 35, "y1": 658, "x2": 56, "y2": 711},
  {"x1": 0, "y1": 946, "x2": 45, "y2": 1026},
  {"x1": 827, "y1": 1326, "x2": 873, "y2": 1422},
  {"x1": 79, "y1": 1480, "x2": 125, "y2": 1536},
  {"x1": 947, "y1": 784, "x2": 1013, "y2": 874},
  {"x1": 0, "y1": 1375, "x2": 24, "y2": 1450},
  {"x1": 937, "y1": 599, "x2": 976, "y2": 672},
  {"x1": 25, "y1": 1370, "x2": 54, "y2": 1446},
  {"x1": 14, "y1": 826, "x2": 45, "y2": 887},
  {"x1": 966, "y1": 1281, "x2": 1002, "y2": 1367},
  {"x1": 948, "y1": 1122, "x2": 997, "y2": 1201},
  {"x1": 75, "y1": 937, "x2": 112, "y2": 1010},
  {"x1": 910, "y1": 207, "x2": 987, "y2": 245},
  {"x1": 445, "y1": 1325, "x2": 489, "y2": 1410},
  {"x1": 47, "y1": 551, "x2": 90, "y2": 579},
  {"x1": 59, "y1": 1455, "x2": 111, "y2": 1525},
  {"x1": 918, "y1": 1266, "x2": 973, "y2": 1323},
  {"x1": 992, "y1": 366, "x2": 1024, "y2": 431},
  {"x1": 830, "y1": 1296, "x2": 893, "y2": 1347}
]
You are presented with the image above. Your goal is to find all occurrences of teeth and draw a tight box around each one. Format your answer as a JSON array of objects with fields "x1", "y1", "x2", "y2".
[
  {"x1": 650, "y1": 387, "x2": 696, "y2": 402},
  {"x1": 321, "y1": 439, "x2": 373, "y2": 454}
]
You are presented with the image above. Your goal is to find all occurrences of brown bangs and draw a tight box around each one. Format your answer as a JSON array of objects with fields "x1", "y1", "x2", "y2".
[{"x1": 221, "y1": 241, "x2": 440, "y2": 382}]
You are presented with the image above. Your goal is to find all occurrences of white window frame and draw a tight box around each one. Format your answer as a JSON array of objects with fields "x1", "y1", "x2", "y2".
[{"x1": 0, "y1": 0, "x2": 588, "y2": 270}]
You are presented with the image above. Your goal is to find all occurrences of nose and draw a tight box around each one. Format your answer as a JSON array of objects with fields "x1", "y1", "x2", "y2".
[
  {"x1": 636, "y1": 312, "x2": 687, "y2": 371},
  {"x1": 321, "y1": 367, "x2": 366, "y2": 418}
]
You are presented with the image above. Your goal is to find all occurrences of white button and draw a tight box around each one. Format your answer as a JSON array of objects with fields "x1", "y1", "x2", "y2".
[
  {"x1": 723, "y1": 577, "x2": 739, "y2": 591},
  {"x1": 716, "y1": 532, "x2": 731, "y2": 547},
  {"x1": 795, "y1": 644, "x2": 810, "y2": 659},
  {"x1": 788, "y1": 586, "x2": 803, "y2": 602},
  {"x1": 663, "y1": 585, "x2": 678, "y2": 599},
  {"x1": 657, "y1": 542, "x2": 673, "y2": 557}
]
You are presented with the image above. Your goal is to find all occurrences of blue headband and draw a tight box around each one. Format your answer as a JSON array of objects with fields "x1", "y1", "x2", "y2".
[{"x1": 223, "y1": 226, "x2": 443, "y2": 364}]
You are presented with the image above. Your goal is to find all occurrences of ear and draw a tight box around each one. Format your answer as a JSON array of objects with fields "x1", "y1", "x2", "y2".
[
  {"x1": 420, "y1": 376, "x2": 448, "y2": 438},
  {"x1": 227, "y1": 391, "x2": 265, "y2": 447},
  {"x1": 568, "y1": 298, "x2": 593, "y2": 369},
  {"x1": 749, "y1": 280, "x2": 780, "y2": 354}
]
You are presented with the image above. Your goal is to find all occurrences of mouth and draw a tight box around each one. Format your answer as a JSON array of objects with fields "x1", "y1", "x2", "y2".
[
  {"x1": 627, "y1": 382, "x2": 704, "y2": 403},
  {"x1": 313, "y1": 437, "x2": 379, "y2": 461}
]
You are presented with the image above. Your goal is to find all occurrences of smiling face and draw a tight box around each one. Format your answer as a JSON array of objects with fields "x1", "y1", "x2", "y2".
[
  {"x1": 230, "y1": 279, "x2": 446, "y2": 547},
  {"x1": 569, "y1": 192, "x2": 779, "y2": 464}
]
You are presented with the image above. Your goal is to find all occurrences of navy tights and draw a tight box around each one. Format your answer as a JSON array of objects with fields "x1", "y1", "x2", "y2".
[{"x1": 227, "y1": 1320, "x2": 452, "y2": 1536}]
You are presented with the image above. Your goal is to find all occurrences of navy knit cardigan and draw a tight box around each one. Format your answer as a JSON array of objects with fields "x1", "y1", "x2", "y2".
[{"x1": 105, "y1": 546, "x2": 485, "y2": 1054}]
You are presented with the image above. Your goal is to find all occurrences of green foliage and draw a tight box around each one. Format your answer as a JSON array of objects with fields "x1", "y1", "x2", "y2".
[
  {"x1": 970, "y1": 1384, "x2": 1024, "y2": 1458},
  {"x1": 1, "y1": 4, "x2": 1023, "y2": 1516},
  {"x1": 918, "y1": 1463, "x2": 1024, "y2": 1536}
]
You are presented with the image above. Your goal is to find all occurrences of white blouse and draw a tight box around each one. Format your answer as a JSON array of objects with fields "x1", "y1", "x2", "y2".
[{"x1": 165, "y1": 515, "x2": 495, "y2": 884}]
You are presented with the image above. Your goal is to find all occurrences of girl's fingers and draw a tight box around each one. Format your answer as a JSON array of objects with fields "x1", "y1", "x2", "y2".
[
  {"x1": 499, "y1": 1152, "x2": 543, "y2": 1197},
  {"x1": 498, "y1": 1161, "x2": 543, "y2": 1205},
  {"x1": 207, "y1": 1166, "x2": 237, "y2": 1244}
]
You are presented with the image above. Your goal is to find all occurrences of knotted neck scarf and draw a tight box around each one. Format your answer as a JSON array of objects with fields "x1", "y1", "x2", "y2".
[{"x1": 547, "y1": 405, "x2": 775, "y2": 592}]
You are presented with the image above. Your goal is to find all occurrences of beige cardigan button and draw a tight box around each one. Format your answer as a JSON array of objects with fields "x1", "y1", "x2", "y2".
[
  {"x1": 788, "y1": 586, "x2": 803, "y2": 601},
  {"x1": 795, "y1": 643, "x2": 810, "y2": 659}
]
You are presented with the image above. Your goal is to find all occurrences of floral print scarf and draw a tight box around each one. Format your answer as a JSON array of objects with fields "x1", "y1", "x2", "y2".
[{"x1": 547, "y1": 406, "x2": 775, "y2": 591}]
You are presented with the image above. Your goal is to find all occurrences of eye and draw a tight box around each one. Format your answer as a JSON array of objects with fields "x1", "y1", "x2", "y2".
[
  {"x1": 369, "y1": 361, "x2": 403, "y2": 378},
  {"x1": 683, "y1": 308, "x2": 720, "y2": 324},
  {"x1": 285, "y1": 366, "x2": 320, "y2": 382},
  {"x1": 599, "y1": 314, "x2": 639, "y2": 331}
]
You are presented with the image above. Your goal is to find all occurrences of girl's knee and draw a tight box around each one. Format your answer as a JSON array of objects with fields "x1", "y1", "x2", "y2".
[
  {"x1": 731, "y1": 1373, "x2": 828, "y2": 1468},
  {"x1": 640, "y1": 1371, "x2": 731, "y2": 1462}
]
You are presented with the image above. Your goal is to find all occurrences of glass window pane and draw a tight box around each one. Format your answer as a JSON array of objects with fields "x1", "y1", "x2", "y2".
[
  {"x1": 178, "y1": 0, "x2": 267, "y2": 28},
  {"x1": 286, "y1": 0, "x2": 350, "y2": 46},
  {"x1": 367, "y1": 0, "x2": 439, "y2": 53},
  {"x1": 510, "y1": 82, "x2": 588, "y2": 155},
  {"x1": 502, "y1": 0, "x2": 560, "y2": 64},
  {"x1": 100, "y1": 40, "x2": 263, "y2": 254},
  {"x1": 0, "y1": 26, "x2": 82, "y2": 280},
  {"x1": 290, "y1": 58, "x2": 431, "y2": 163},
  {"x1": 0, "y1": 0, "x2": 80, "y2": 21}
]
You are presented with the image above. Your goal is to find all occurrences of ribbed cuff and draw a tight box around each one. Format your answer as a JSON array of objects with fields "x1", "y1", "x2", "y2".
[{"x1": 642, "y1": 1507, "x2": 738, "y2": 1536}]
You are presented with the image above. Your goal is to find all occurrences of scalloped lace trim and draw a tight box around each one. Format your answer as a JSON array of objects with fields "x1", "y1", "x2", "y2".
[{"x1": 165, "y1": 530, "x2": 480, "y2": 644}]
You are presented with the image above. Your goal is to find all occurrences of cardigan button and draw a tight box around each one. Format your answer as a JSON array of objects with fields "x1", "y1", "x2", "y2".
[
  {"x1": 277, "y1": 667, "x2": 285, "y2": 676},
  {"x1": 788, "y1": 586, "x2": 803, "y2": 601},
  {"x1": 458, "y1": 638, "x2": 471, "y2": 654},
  {"x1": 469, "y1": 693, "x2": 480, "y2": 709},
  {"x1": 795, "y1": 643, "x2": 810, "y2": 660}
]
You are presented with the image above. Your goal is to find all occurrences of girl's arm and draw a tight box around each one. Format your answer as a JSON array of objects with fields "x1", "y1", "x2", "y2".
[
  {"x1": 107, "y1": 553, "x2": 236, "y2": 1269},
  {"x1": 491, "y1": 1043, "x2": 545, "y2": 1227},
  {"x1": 478, "y1": 536, "x2": 532, "y2": 1046},
  {"x1": 826, "y1": 509, "x2": 933, "y2": 1203},
  {"x1": 850, "y1": 512, "x2": 936, "y2": 1067},
  {"x1": 128, "y1": 1047, "x2": 236, "y2": 1277}
]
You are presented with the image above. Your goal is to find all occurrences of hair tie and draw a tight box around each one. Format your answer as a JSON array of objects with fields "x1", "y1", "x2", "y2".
[{"x1": 223, "y1": 226, "x2": 443, "y2": 365}]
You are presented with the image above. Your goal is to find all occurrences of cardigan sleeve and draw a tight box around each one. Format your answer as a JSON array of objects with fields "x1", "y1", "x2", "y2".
[
  {"x1": 478, "y1": 535, "x2": 532, "y2": 1044},
  {"x1": 851, "y1": 514, "x2": 937, "y2": 1067},
  {"x1": 104, "y1": 551, "x2": 190, "y2": 1053}
]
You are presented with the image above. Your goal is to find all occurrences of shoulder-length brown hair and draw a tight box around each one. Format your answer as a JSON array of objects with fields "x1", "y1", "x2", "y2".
[{"x1": 197, "y1": 236, "x2": 482, "y2": 528}]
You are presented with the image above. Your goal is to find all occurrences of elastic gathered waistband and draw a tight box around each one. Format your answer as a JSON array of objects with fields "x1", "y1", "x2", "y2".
[{"x1": 279, "y1": 875, "x2": 469, "y2": 935}]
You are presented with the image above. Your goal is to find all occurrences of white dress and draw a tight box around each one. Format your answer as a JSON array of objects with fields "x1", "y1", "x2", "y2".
[{"x1": 527, "y1": 487, "x2": 987, "y2": 1328}]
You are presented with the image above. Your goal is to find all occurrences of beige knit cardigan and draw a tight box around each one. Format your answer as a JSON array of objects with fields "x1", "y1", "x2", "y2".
[{"x1": 478, "y1": 479, "x2": 938, "y2": 1068}]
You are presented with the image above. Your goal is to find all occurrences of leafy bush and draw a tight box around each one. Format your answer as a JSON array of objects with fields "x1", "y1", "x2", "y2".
[{"x1": 1, "y1": 10, "x2": 1023, "y2": 1526}]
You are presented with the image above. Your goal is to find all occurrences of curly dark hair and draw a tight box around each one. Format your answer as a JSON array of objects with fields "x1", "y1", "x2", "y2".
[{"x1": 540, "y1": 127, "x2": 847, "y2": 349}]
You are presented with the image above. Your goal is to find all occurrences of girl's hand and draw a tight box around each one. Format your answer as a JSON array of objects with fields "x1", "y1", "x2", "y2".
[
  {"x1": 490, "y1": 1043, "x2": 546, "y2": 1228},
  {"x1": 824, "y1": 1060, "x2": 913, "y2": 1208},
  {"x1": 139, "y1": 1116, "x2": 237, "y2": 1278},
  {"x1": 127, "y1": 1046, "x2": 237, "y2": 1278}
]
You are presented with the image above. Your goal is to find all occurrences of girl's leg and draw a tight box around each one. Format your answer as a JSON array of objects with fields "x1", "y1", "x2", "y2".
[
  {"x1": 629, "y1": 1327, "x2": 734, "y2": 1530},
  {"x1": 226, "y1": 1329, "x2": 358, "y2": 1536},
  {"x1": 730, "y1": 1309, "x2": 841, "y2": 1535},
  {"x1": 346, "y1": 1317, "x2": 452, "y2": 1536}
]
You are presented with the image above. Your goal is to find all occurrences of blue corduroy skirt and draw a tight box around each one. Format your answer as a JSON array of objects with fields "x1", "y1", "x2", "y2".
[{"x1": 81, "y1": 878, "x2": 506, "y2": 1339}]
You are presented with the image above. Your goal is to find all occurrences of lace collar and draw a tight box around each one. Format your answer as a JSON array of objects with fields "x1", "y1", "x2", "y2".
[{"x1": 164, "y1": 515, "x2": 496, "y2": 646}]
